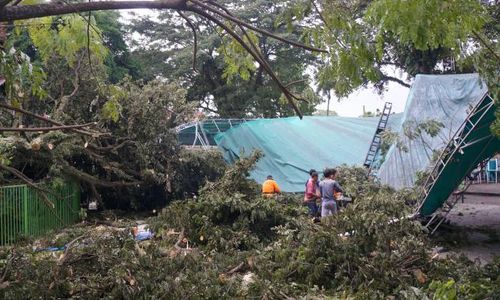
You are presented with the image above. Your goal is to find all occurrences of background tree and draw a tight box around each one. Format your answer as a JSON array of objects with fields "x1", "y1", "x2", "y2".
[
  {"x1": 94, "y1": 11, "x2": 141, "y2": 83},
  {"x1": 283, "y1": 0, "x2": 499, "y2": 134},
  {"x1": 128, "y1": 0, "x2": 322, "y2": 118}
]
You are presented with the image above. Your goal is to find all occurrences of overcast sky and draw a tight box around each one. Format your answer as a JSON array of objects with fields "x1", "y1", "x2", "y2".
[
  {"x1": 121, "y1": 10, "x2": 411, "y2": 118},
  {"x1": 319, "y1": 80, "x2": 410, "y2": 117}
]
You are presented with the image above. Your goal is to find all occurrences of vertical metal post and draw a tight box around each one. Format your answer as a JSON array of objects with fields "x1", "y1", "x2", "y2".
[
  {"x1": 23, "y1": 185, "x2": 28, "y2": 236},
  {"x1": 0, "y1": 189, "x2": 3, "y2": 245}
]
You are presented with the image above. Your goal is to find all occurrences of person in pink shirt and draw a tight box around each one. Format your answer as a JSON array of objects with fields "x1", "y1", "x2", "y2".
[{"x1": 304, "y1": 170, "x2": 320, "y2": 221}]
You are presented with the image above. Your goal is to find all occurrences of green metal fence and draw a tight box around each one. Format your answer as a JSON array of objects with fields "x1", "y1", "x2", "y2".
[{"x1": 0, "y1": 181, "x2": 80, "y2": 245}]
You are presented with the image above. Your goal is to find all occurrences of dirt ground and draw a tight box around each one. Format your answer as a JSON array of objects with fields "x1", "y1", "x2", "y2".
[{"x1": 438, "y1": 184, "x2": 500, "y2": 264}]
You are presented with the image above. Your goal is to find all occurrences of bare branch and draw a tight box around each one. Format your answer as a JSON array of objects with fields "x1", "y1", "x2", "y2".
[
  {"x1": 0, "y1": 102, "x2": 102, "y2": 136},
  {"x1": 0, "y1": 252, "x2": 14, "y2": 284},
  {"x1": 0, "y1": 122, "x2": 96, "y2": 132},
  {"x1": 55, "y1": 52, "x2": 85, "y2": 118},
  {"x1": 86, "y1": 9, "x2": 93, "y2": 74},
  {"x1": 311, "y1": 0, "x2": 328, "y2": 28},
  {"x1": 191, "y1": 0, "x2": 327, "y2": 53},
  {"x1": 0, "y1": 0, "x2": 189, "y2": 21},
  {"x1": 225, "y1": 262, "x2": 245, "y2": 275},
  {"x1": 177, "y1": 11, "x2": 198, "y2": 72},
  {"x1": 202, "y1": 1, "x2": 312, "y2": 109},
  {"x1": 381, "y1": 75, "x2": 411, "y2": 88},
  {"x1": 194, "y1": 2, "x2": 307, "y2": 115}
]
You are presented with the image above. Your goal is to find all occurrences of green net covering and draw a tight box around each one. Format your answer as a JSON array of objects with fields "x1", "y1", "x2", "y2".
[{"x1": 215, "y1": 115, "x2": 401, "y2": 192}]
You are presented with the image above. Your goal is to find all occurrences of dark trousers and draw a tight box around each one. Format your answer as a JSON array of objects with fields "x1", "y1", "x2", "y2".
[{"x1": 306, "y1": 201, "x2": 319, "y2": 217}]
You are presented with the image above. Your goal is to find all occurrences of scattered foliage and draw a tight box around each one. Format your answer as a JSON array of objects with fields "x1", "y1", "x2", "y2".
[{"x1": 1, "y1": 155, "x2": 498, "y2": 299}]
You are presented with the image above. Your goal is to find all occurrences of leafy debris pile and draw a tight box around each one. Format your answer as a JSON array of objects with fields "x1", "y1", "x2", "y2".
[{"x1": 0, "y1": 153, "x2": 499, "y2": 299}]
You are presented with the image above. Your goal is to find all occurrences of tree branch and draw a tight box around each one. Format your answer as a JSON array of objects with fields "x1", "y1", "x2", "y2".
[
  {"x1": 0, "y1": 164, "x2": 57, "y2": 210},
  {"x1": 472, "y1": 30, "x2": 500, "y2": 62},
  {"x1": 55, "y1": 52, "x2": 85, "y2": 118},
  {"x1": 177, "y1": 10, "x2": 198, "y2": 72},
  {"x1": 381, "y1": 75, "x2": 411, "y2": 88},
  {"x1": 191, "y1": 0, "x2": 327, "y2": 53},
  {"x1": 0, "y1": 102, "x2": 102, "y2": 136},
  {"x1": 0, "y1": 122, "x2": 96, "y2": 132},
  {"x1": 0, "y1": 0, "x2": 188, "y2": 21},
  {"x1": 191, "y1": 6, "x2": 303, "y2": 118},
  {"x1": 62, "y1": 163, "x2": 142, "y2": 188},
  {"x1": 285, "y1": 78, "x2": 308, "y2": 88},
  {"x1": 0, "y1": 0, "x2": 13, "y2": 10},
  {"x1": 311, "y1": 0, "x2": 332, "y2": 32},
  {"x1": 207, "y1": 1, "x2": 312, "y2": 107},
  {"x1": 87, "y1": 139, "x2": 133, "y2": 153}
]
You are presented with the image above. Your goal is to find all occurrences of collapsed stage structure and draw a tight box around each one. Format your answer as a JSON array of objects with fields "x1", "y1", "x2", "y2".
[{"x1": 177, "y1": 74, "x2": 499, "y2": 217}]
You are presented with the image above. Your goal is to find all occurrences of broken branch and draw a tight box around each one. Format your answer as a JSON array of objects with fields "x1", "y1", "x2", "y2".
[
  {"x1": 61, "y1": 163, "x2": 142, "y2": 188},
  {"x1": 0, "y1": 122, "x2": 96, "y2": 132},
  {"x1": 0, "y1": 164, "x2": 56, "y2": 209},
  {"x1": 226, "y1": 262, "x2": 245, "y2": 275},
  {"x1": 0, "y1": 102, "x2": 99, "y2": 136}
]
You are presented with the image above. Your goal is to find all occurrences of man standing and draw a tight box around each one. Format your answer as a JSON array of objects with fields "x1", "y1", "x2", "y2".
[
  {"x1": 304, "y1": 171, "x2": 320, "y2": 220},
  {"x1": 319, "y1": 168, "x2": 343, "y2": 218},
  {"x1": 262, "y1": 175, "x2": 281, "y2": 198}
]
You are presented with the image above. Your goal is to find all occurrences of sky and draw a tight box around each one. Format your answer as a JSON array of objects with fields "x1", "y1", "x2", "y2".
[
  {"x1": 120, "y1": 10, "x2": 411, "y2": 118},
  {"x1": 319, "y1": 80, "x2": 410, "y2": 117}
]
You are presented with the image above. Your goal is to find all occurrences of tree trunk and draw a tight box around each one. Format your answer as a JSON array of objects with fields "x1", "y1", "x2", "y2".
[{"x1": 326, "y1": 92, "x2": 331, "y2": 116}]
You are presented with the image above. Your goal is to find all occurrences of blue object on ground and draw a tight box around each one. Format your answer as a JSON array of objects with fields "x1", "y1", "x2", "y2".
[
  {"x1": 135, "y1": 230, "x2": 153, "y2": 241},
  {"x1": 35, "y1": 246, "x2": 66, "y2": 252}
]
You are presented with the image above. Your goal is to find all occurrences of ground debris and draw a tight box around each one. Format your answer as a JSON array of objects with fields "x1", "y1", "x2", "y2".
[{"x1": 0, "y1": 156, "x2": 499, "y2": 299}]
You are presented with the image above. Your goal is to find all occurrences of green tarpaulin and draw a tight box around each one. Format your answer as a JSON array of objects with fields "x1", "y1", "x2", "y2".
[{"x1": 215, "y1": 115, "x2": 401, "y2": 192}]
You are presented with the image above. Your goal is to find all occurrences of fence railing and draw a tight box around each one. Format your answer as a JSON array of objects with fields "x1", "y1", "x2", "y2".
[{"x1": 0, "y1": 181, "x2": 80, "y2": 245}]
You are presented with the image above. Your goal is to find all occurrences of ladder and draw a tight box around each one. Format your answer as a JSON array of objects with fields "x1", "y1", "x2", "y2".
[{"x1": 363, "y1": 102, "x2": 392, "y2": 169}]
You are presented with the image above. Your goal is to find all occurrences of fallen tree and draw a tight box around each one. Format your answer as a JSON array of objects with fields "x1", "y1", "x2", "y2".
[{"x1": 0, "y1": 153, "x2": 498, "y2": 298}]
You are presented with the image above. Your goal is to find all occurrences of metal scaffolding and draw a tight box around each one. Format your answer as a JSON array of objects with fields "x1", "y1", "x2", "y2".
[{"x1": 176, "y1": 119, "x2": 248, "y2": 148}]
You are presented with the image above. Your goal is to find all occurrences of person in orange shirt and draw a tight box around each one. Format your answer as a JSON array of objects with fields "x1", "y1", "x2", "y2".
[{"x1": 262, "y1": 175, "x2": 281, "y2": 198}]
